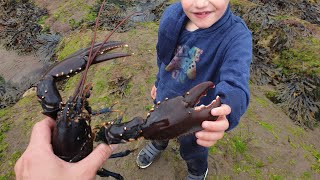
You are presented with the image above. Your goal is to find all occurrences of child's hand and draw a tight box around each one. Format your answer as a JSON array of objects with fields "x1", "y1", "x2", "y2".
[
  {"x1": 195, "y1": 104, "x2": 231, "y2": 147},
  {"x1": 150, "y1": 85, "x2": 157, "y2": 100}
]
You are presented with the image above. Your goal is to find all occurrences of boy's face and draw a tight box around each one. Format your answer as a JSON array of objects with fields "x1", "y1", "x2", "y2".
[{"x1": 181, "y1": 0, "x2": 230, "y2": 30}]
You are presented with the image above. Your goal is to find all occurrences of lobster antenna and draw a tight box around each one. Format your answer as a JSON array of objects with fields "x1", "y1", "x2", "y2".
[
  {"x1": 74, "y1": 4, "x2": 141, "y2": 100},
  {"x1": 73, "y1": 0, "x2": 106, "y2": 100},
  {"x1": 89, "y1": 12, "x2": 139, "y2": 61},
  {"x1": 72, "y1": 0, "x2": 107, "y2": 99}
]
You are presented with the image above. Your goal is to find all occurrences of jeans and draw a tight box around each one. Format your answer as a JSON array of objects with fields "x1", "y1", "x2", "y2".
[{"x1": 151, "y1": 134, "x2": 208, "y2": 176}]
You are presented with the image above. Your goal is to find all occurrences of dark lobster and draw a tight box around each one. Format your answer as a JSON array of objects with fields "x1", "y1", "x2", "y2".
[
  {"x1": 36, "y1": 1, "x2": 221, "y2": 179},
  {"x1": 95, "y1": 82, "x2": 221, "y2": 144}
]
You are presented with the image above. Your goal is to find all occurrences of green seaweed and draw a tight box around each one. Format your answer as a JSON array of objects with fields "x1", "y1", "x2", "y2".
[{"x1": 276, "y1": 37, "x2": 320, "y2": 76}]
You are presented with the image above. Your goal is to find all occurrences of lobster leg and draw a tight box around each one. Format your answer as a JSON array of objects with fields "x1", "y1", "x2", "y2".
[
  {"x1": 90, "y1": 103, "x2": 117, "y2": 116},
  {"x1": 91, "y1": 107, "x2": 113, "y2": 115},
  {"x1": 95, "y1": 117, "x2": 145, "y2": 144},
  {"x1": 97, "y1": 168, "x2": 124, "y2": 180},
  {"x1": 109, "y1": 149, "x2": 136, "y2": 159}
]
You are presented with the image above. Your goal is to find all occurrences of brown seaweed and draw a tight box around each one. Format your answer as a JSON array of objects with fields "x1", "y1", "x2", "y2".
[
  {"x1": 90, "y1": 0, "x2": 170, "y2": 32},
  {"x1": 276, "y1": 76, "x2": 320, "y2": 129},
  {"x1": 0, "y1": 0, "x2": 60, "y2": 59},
  {"x1": 234, "y1": 0, "x2": 320, "y2": 129}
]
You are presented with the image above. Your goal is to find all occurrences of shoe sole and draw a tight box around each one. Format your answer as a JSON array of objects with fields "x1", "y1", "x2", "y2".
[
  {"x1": 136, "y1": 149, "x2": 153, "y2": 169},
  {"x1": 187, "y1": 168, "x2": 208, "y2": 180},
  {"x1": 204, "y1": 168, "x2": 208, "y2": 180}
]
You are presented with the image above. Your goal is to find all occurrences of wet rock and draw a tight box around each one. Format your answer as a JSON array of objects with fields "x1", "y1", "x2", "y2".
[
  {"x1": 233, "y1": 0, "x2": 320, "y2": 128},
  {"x1": 91, "y1": 0, "x2": 170, "y2": 32},
  {"x1": 0, "y1": 0, "x2": 61, "y2": 61}
]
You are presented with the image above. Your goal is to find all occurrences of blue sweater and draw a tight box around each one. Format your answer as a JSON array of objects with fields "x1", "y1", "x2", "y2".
[{"x1": 155, "y1": 3, "x2": 252, "y2": 131}]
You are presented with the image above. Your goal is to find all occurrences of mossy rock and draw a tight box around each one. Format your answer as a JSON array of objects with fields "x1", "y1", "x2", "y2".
[{"x1": 276, "y1": 37, "x2": 320, "y2": 76}]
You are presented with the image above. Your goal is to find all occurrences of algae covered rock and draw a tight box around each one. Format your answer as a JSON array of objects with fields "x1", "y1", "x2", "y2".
[{"x1": 231, "y1": 0, "x2": 320, "y2": 128}]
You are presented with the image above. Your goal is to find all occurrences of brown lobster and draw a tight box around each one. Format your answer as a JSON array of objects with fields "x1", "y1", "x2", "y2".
[{"x1": 36, "y1": 1, "x2": 221, "y2": 179}]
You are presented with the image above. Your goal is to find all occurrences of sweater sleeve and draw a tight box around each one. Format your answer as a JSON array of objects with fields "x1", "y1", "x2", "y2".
[
  {"x1": 154, "y1": 4, "x2": 173, "y2": 88},
  {"x1": 214, "y1": 30, "x2": 252, "y2": 131},
  {"x1": 154, "y1": 2, "x2": 185, "y2": 88},
  {"x1": 155, "y1": 54, "x2": 161, "y2": 87}
]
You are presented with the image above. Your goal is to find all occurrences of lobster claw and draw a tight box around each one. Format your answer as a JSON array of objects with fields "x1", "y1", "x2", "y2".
[
  {"x1": 47, "y1": 41, "x2": 130, "y2": 81},
  {"x1": 65, "y1": 41, "x2": 130, "y2": 65},
  {"x1": 37, "y1": 75, "x2": 62, "y2": 119},
  {"x1": 96, "y1": 82, "x2": 221, "y2": 144},
  {"x1": 37, "y1": 41, "x2": 130, "y2": 119},
  {"x1": 140, "y1": 81, "x2": 221, "y2": 140},
  {"x1": 183, "y1": 81, "x2": 221, "y2": 121},
  {"x1": 184, "y1": 81, "x2": 216, "y2": 107}
]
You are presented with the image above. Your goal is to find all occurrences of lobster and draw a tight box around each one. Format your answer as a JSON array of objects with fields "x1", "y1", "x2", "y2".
[
  {"x1": 36, "y1": 1, "x2": 221, "y2": 179},
  {"x1": 95, "y1": 82, "x2": 221, "y2": 144}
]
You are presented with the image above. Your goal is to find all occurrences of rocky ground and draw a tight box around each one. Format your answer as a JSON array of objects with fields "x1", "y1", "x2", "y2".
[
  {"x1": 0, "y1": 0, "x2": 319, "y2": 179},
  {"x1": 0, "y1": 49, "x2": 43, "y2": 84}
]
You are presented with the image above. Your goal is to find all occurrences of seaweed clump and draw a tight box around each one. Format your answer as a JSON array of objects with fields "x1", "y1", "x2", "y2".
[
  {"x1": 232, "y1": 0, "x2": 320, "y2": 129},
  {"x1": 0, "y1": 0, "x2": 60, "y2": 63},
  {"x1": 277, "y1": 76, "x2": 320, "y2": 129},
  {"x1": 0, "y1": 0, "x2": 61, "y2": 108},
  {"x1": 0, "y1": 0, "x2": 46, "y2": 53},
  {"x1": 90, "y1": 0, "x2": 170, "y2": 32}
]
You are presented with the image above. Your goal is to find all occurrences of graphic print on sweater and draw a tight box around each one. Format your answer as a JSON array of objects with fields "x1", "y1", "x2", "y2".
[{"x1": 165, "y1": 45, "x2": 203, "y2": 83}]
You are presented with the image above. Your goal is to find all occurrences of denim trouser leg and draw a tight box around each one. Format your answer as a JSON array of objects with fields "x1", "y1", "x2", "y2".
[
  {"x1": 151, "y1": 140, "x2": 169, "y2": 150},
  {"x1": 178, "y1": 134, "x2": 208, "y2": 176},
  {"x1": 150, "y1": 134, "x2": 208, "y2": 176}
]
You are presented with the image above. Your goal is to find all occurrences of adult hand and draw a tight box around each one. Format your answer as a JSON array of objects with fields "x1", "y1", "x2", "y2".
[
  {"x1": 150, "y1": 85, "x2": 157, "y2": 100},
  {"x1": 195, "y1": 104, "x2": 231, "y2": 147},
  {"x1": 14, "y1": 117, "x2": 117, "y2": 180}
]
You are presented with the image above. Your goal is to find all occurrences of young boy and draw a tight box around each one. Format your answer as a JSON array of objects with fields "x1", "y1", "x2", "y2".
[{"x1": 136, "y1": 0, "x2": 252, "y2": 179}]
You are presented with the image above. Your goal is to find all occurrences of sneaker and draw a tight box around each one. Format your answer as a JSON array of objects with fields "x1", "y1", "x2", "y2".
[
  {"x1": 136, "y1": 142, "x2": 162, "y2": 168},
  {"x1": 186, "y1": 168, "x2": 208, "y2": 180}
]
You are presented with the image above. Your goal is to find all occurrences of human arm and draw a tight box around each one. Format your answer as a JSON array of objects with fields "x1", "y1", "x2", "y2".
[
  {"x1": 196, "y1": 25, "x2": 252, "y2": 147},
  {"x1": 14, "y1": 117, "x2": 117, "y2": 180},
  {"x1": 213, "y1": 27, "x2": 252, "y2": 131}
]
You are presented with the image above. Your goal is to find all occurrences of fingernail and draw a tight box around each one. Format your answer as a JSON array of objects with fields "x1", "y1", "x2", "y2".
[
  {"x1": 211, "y1": 108, "x2": 216, "y2": 115},
  {"x1": 109, "y1": 144, "x2": 118, "y2": 151},
  {"x1": 195, "y1": 132, "x2": 200, "y2": 138},
  {"x1": 202, "y1": 121, "x2": 208, "y2": 128}
]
